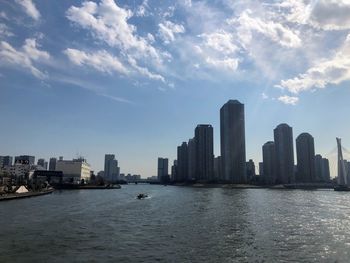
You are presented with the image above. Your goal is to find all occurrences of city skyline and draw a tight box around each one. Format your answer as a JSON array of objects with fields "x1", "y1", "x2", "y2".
[{"x1": 1, "y1": 0, "x2": 350, "y2": 177}]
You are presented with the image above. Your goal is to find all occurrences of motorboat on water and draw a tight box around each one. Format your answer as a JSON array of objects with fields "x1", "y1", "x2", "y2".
[{"x1": 137, "y1": 193, "x2": 148, "y2": 199}]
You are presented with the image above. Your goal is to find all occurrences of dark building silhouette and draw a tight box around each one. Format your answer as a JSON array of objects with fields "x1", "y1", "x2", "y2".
[
  {"x1": 37, "y1": 158, "x2": 48, "y2": 170},
  {"x1": 157, "y1": 158, "x2": 168, "y2": 181},
  {"x1": 49, "y1": 157, "x2": 57, "y2": 171},
  {"x1": 0, "y1": 156, "x2": 13, "y2": 168},
  {"x1": 259, "y1": 162, "x2": 264, "y2": 177},
  {"x1": 187, "y1": 138, "x2": 196, "y2": 181},
  {"x1": 296, "y1": 133, "x2": 316, "y2": 182},
  {"x1": 322, "y1": 158, "x2": 331, "y2": 182},
  {"x1": 177, "y1": 142, "x2": 188, "y2": 182},
  {"x1": 262, "y1": 141, "x2": 277, "y2": 185},
  {"x1": 274, "y1": 124, "x2": 295, "y2": 184},
  {"x1": 214, "y1": 156, "x2": 222, "y2": 181},
  {"x1": 171, "y1": 160, "x2": 177, "y2": 181},
  {"x1": 220, "y1": 100, "x2": 246, "y2": 183},
  {"x1": 246, "y1": 159, "x2": 256, "y2": 182},
  {"x1": 315, "y1": 154, "x2": 331, "y2": 182},
  {"x1": 15, "y1": 155, "x2": 35, "y2": 165},
  {"x1": 195, "y1": 124, "x2": 214, "y2": 181}
]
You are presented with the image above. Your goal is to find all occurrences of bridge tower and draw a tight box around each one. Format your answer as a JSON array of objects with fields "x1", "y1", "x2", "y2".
[{"x1": 337, "y1": 138, "x2": 348, "y2": 186}]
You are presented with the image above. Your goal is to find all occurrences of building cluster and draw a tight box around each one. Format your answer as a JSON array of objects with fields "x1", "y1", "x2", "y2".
[
  {"x1": 0, "y1": 155, "x2": 91, "y2": 184},
  {"x1": 158, "y1": 99, "x2": 332, "y2": 185},
  {"x1": 0, "y1": 152, "x2": 143, "y2": 185}
]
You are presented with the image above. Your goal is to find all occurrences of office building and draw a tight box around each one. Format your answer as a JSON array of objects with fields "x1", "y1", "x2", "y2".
[
  {"x1": 246, "y1": 159, "x2": 256, "y2": 182},
  {"x1": 220, "y1": 100, "x2": 246, "y2": 183},
  {"x1": 262, "y1": 141, "x2": 277, "y2": 184},
  {"x1": 104, "y1": 154, "x2": 120, "y2": 182},
  {"x1": 0, "y1": 156, "x2": 13, "y2": 168},
  {"x1": 49, "y1": 157, "x2": 57, "y2": 171},
  {"x1": 37, "y1": 158, "x2": 47, "y2": 170},
  {"x1": 55, "y1": 158, "x2": 91, "y2": 183}
]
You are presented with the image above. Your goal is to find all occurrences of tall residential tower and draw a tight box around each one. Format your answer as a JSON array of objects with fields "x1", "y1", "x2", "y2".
[{"x1": 220, "y1": 100, "x2": 246, "y2": 183}]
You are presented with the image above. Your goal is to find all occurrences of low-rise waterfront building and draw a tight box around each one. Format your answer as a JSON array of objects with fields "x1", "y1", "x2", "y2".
[{"x1": 55, "y1": 158, "x2": 91, "y2": 183}]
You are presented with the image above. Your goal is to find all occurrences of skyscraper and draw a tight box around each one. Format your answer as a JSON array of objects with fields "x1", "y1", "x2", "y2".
[
  {"x1": 274, "y1": 123, "x2": 295, "y2": 184},
  {"x1": 187, "y1": 138, "x2": 196, "y2": 181},
  {"x1": 220, "y1": 100, "x2": 246, "y2": 183},
  {"x1": 195, "y1": 124, "x2": 214, "y2": 181},
  {"x1": 177, "y1": 142, "x2": 188, "y2": 182},
  {"x1": 104, "y1": 154, "x2": 120, "y2": 182},
  {"x1": 49, "y1": 157, "x2": 57, "y2": 171},
  {"x1": 262, "y1": 141, "x2": 277, "y2": 185},
  {"x1": 157, "y1": 158, "x2": 168, "y2": 181},
  {"x1": 214, "y1": 156, "x2": 222, "y2": 181},
  {"x1": 296, "y1": 133, "x2": 316, "y2": 182},
  {"x1": 322, "y1": 158, "x2": 331, "y2": 182}
]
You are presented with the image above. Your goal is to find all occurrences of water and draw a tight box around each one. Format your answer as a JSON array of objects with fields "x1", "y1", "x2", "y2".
[{"x1": 1, "y1": 185, "x2": 350, "y2": 262}]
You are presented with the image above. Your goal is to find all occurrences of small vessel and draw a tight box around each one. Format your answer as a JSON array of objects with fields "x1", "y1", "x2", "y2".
[{"x1": 137, "y1": 193, "x2": 148, "y2": 199}]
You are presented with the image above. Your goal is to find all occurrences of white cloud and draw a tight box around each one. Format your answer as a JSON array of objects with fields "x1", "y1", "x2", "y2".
[
  {"x1": 64, "y1": 48, "x2": 128, "y2": 75},
  {"x1": 231, "y1": 9, "x2": 302, "y2": 48},
  {"x1": 278, "y1": 0, "x2": 350, "y2": 31},
  {"x1": 278, "y1": 95, "x2": 299, "y2": 105},
  {"x1": 277, "y1": 34, "x2": 350, "y2": 94},
  {"x1": 0, "y1": 23, "x2": 14, "y2": 37},
  {"x1": 205, "y1": 57, "x2": 239, "y2": 71},
  {"x1": 0, "y1": 38, "x2": 49, "y2": 79},
  {"x1": 0, "y1": 11, "x2": 8, "y2": 20},
  {"x1": 66, "y1": 0, "x2": 164, "y2": 66},
  {"x1": 15, "y1": 0, "x2": 41, "y2": 21},
  {"x1": 127, "y1": 56, "x2": 165, "y2": 82},
  {"x1": 158, "y1": 21, "x2": 185, "y2": 44},
  {"x1": 135, "y1": 0, "x2": 149, "y2": 17},
  {"x1": 262, "y1": 92, "x2": 269, "y2": 99},
  {"x1": 200, "y1": 30, "x2": 238, "y2": 55},
  {"x1": 99, "y1": 93, "x2": 133, "y2": 104}
]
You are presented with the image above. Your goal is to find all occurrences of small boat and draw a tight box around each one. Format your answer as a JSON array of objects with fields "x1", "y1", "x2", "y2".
[{"x1": 137, "y1": 193, "x2": 148, "y2": 199}]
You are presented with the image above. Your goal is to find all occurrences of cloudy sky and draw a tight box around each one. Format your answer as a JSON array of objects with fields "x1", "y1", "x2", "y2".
[{"x1": 1, "y1": 0, "x2": 350, "y2": 176}]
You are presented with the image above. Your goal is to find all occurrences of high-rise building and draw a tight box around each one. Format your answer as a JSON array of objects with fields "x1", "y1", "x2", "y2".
[
  {"x1": 157, "y1": 158, "x2": 168, "y2": 181},
  {"x1": 296, "y1": 133, "x2": 316, "y2": 182},
  {"x1": 49, "y1": 157, "x2": 57, "y2": 171},
  {"x1": 104, "y1": 154, "x2": 120, "y2": 182},
  {"x1": 171, "y1": 160, "x2": 177, "y2": 181},
  {"x1": 246, "y1": 159, "x2": 256, "y2": 182},
  {"x1": 177, "y1": 142, "x2": 188, "y2": 182},
  {"x1": 259, "y1": 162, "x2": 264, "y2": 177},
  {"x1": 262, "y1": 141, "x2": 277, "y2": 184},
  {"x1": 274, "y1": 124, "x2": 295, "y2": 184},
  {"x1": 187, "y1": 138, "x2": 196, "y2": 181},
  {"x1": 195, "y1": 124, "x2": 214, "y2": 181},
  {"x1": 220, "y1": 100, "x2": 246, "y2": 183},
  {"x1": 15, "y1": 155, "x2": 35, "y2": 165},
  {"x1": 214, "y1": 156, "x2": 222, "y2": 181},
  {"x1": 37, "y1": 158, "x2": 47, "y2": 170},
  {"x1": 0, "y1": 156, "x2": 13, "y2": 168},
  {"x1": 315, "y1": 154, "x2": 323, "y2": 182},
  {"x1": 322, "y1": 158, "x2": 331, "y2": 182},
  {"x1": 315, "y1": 154, "x2": 331, "y2": 182}
]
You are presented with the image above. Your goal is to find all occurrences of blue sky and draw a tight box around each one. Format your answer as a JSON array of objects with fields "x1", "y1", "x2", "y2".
[{"x1": 1, "y1": 0, "x2": 350, "y2": 177}]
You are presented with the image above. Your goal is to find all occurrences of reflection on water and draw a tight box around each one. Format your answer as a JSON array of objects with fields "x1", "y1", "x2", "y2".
[{"x1": 1, "y1": 185, "x2": 350, "y2": 262}]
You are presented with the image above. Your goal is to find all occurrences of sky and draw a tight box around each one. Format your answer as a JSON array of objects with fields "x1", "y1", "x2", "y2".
[{"x1": 1, "y1": 0, "x2": 350, "y2": 177}]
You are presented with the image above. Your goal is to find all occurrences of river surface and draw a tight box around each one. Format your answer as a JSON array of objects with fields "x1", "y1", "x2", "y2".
[{"x1": 1, "y1": 185, "x2": 350, "y2": 262}]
